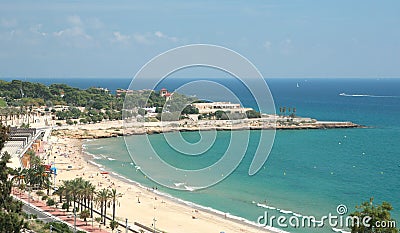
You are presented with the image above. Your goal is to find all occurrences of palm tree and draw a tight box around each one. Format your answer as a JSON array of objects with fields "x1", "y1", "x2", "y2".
[
  {"x1": 81, "y1": 180, "x2": 89, "y2": 211},
  {"x1": 96, "y1": 188, "x2": 110, "y2": 226},
  {"x1": 10, "y1": 168, "x2": 25, "y2": 195},
  {"x1": 88, "y1": 183, "x2": 96, "y2": 218},
  {"x1": 110, "y1": 188, "x2": 120, "y2": 222},
  {"x1": 70, "y1": 178, "x2": 83, "y2": 212},
  {"x1": 12, "y1": 167, "x2": 26, "y2": 186},
  {"x1": 55, "y1": 185, "x2": 66, "y2": 203},
  {"x1": 79, "y1": 209, "x2": 91, "y2": 226},
  {"x1": 62, "y1": 180, "x2": 72, "y2": 212}
]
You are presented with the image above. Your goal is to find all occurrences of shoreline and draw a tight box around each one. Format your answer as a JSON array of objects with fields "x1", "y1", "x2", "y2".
[
  {"x1": 81, "y1": 140, "x2": 288, "y2": 233},
  {"x1": 50, "y1": 136, "x2": 283, "y2": 233},
  {"x1": 42, "y1": 117, "x2": 363, "y2": 232},
  {"x1": 83, "y1": 151, "x2": 288, "y2": 233}
]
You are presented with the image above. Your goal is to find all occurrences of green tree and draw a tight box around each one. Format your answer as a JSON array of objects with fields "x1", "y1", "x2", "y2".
[
  {"x1": 79, "y1": 209, "x2": 91, "y2": 226},
  {"x1": 96, "y1": 188, "x2": 110, "y2": 226},
  {"x1": 110, "y1": 188, "x2": 120, "y2": 222},
  {"x1": 55, "y1": 185, "x2": 66, "y2": 203},
  {"x1": 349, "y1": 198, "x2": 398, "y2": 233},
  {"x1": 138, "y1": 108, "x2": 147, "y2": 116},
  {"x1": 245, "y1": 110, "x2": 261, "y2": 118},
  {"x1": 215, "y1": 110, "x2": 228, "y2": 120},
  {"x1": 110, "y1": 220, "x2": 119, "y2": 232},
  {"x1": 182, "y1": 105, "x2": 199, "y2": 115},
  {"x1": 46, "y1": 198, "x2": 55, "y2": 207},
  {"x1": 44, "y1": 222, "x2": 73, "y2": 233},
  {"x1": 0, "y1": 124, "x2": 25, "y2": 232}
]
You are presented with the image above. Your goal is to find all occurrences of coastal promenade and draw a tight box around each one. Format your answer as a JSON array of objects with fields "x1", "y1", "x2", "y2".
[{"x1": 12, "y1": 188, "x2": 111, "y2": 233}]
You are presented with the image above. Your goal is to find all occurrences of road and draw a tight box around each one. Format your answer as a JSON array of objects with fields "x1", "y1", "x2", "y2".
[{"x1": 22, "y1": 202, "x2": 60, "y2": 223}]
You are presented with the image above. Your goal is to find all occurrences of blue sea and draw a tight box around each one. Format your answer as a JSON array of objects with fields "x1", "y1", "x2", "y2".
[{"x1": 5, "y1": 77, "x2": 400, "y2": 232}]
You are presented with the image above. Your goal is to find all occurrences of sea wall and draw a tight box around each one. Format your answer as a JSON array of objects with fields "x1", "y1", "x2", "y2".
[{"x1": 52, "y1": 118, "x2": 362, "y2": 139}]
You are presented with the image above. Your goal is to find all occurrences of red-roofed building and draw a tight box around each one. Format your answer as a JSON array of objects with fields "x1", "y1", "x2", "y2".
[
  {"x1": 164, "y1": 92, "x2": 172, "y2": 101},
  {"x1": 160, "y1": 88, "x2": 168, "y2": 97}
]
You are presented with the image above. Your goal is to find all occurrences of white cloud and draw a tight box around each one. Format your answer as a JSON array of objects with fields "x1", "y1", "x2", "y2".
[
  {"x1": 52, "y1": 27, "x2": 92, "y2": 48},
  {"x1": 112, "y1": 31, "x2": 131, "y2": 44},
  {"x1": 30, "y1": 24, "x2": 47, "y2": 36},
  {"x1": 1, "y1": 18, "x2": 17, "y2": 28},
  {"x1": 133, "y1": 34, "x2": 150, "y2": 44},
  {"x1": 87, "y1": 17, "x2": 103, "y2": 29},
  {"x1": 67, "y1": 15, "x2": 83, "y2": 26},
  {"x1": 263, "y1": 41, "x2": 272, "y2": 50},
  {"x1": 280, "y1": 38, "x2": 293, "y2": 55},
  {"x1": 52, "y1": 15, "x2": 93, "y2": 47},
  {"x1": 154, "y1": 31, "x2": 163, "y2": 38},
  {"x1": 154, "y1": 31, "x2": 178, "y2": 42},
  {"x1": 108, "y1": 30, "x2": 179, "y2": 45},
  {"x1": 0, "y1": 29, "x2": 22, "y2": 41},
  {"x1": 53, "y1": 27, "x2": 91, "y2": 40}
]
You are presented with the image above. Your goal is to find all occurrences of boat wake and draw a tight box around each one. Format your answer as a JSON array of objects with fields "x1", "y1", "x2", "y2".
[{"x1": 339, "y1": 93, "x2": 399, "y2": 98}]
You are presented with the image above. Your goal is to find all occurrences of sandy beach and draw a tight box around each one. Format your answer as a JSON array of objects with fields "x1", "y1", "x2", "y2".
[{"x1": 46, "y1": 133, "x2": 278, "y2": 233}]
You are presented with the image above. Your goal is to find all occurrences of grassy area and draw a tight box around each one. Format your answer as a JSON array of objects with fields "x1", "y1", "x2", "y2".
[{"x1": 0, "y1": 98, "x2": 7, "y2": 107}]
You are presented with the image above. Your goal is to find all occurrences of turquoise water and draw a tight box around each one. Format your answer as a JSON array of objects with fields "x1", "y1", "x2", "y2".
[
  {"x1": 14, "y1": 77, "x2": 397, "y2": 233},
  {"x1": 84, "y1": 127, "x2": 400, "y2": 232}
]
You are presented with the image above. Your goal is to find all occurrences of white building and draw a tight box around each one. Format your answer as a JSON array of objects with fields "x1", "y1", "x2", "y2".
[{"x1": 192, "y1": 102, "x2": 253, "y2": 114}]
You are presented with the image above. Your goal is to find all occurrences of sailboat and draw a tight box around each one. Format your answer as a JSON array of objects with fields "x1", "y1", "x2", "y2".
[{"x1": 296, "y1": 83, "x2": 300, "y2": 88}]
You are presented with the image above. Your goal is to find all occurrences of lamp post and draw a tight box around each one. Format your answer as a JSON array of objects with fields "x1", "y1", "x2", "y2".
[
  {"x1": 28, "y1": 187, "x2": 31, "y2": 203},
  {"x1": 153, "y1": 217, "x2": 156, "y2": 233},
  {"x1": 74, "y1": 208, "x2": 77, "y2": 233},
  {"x1": 53, "y1": 156, "x2": 56, "y2": 189}
]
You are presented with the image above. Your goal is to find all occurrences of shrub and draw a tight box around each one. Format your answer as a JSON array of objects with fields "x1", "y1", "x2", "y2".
[
  {"x1": 36, "y1": 190, "x2": 44, "y2": 196},
  {"x1": 46, "y1": 198, "x2": 55, "y2": 206},
  {"x1": 62, "y1": 202, "x2": 69, "y2": 210},
  {"x1": 110, "y1": 220, "x2": 119, "y2": 231}
]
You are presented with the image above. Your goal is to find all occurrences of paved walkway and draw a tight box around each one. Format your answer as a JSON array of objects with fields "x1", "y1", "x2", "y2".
[{"x1": 12, "y1": 188, "x2": 111, "y2": 233}]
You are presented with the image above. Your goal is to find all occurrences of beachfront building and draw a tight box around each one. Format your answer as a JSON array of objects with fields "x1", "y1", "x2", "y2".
[
  {"x1": 159, "y1": 88, "x2": 173, "y2": 100},
  {"x1": 192, "y1": 102, "x2": 253, "y2": 114},
  {"x1": 0, "y1": 127, "x2": 46, "y2": 169}
]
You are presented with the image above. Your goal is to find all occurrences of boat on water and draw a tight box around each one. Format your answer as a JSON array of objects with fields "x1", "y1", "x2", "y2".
[{"x1": 339, "y1": 93, "x2": 346, "y2": 96}]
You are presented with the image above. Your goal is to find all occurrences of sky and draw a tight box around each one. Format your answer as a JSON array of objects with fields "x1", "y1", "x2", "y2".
[{"x1": 0, "y1": 0, "x2": 399, "y2": 78}]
